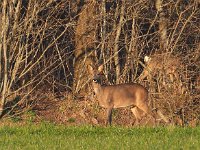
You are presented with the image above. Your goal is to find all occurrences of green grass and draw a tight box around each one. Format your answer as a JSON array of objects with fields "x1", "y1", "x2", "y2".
[{"x1": 0, "y1": 123, "x2": 199, "y2": 150}]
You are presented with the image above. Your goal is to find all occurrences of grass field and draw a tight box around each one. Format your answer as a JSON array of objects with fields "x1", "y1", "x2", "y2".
[{"x1": 0, "y1": 123, "x2": 199, "y2": 150}]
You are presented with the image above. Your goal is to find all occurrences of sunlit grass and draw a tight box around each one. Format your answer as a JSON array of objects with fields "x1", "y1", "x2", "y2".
[{"x1": 0, "y1": 123, "x2": 199, "y2": 150}]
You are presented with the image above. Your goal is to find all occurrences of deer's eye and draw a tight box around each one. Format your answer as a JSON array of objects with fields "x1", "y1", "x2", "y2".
[{"x1": 92, "y1": 79, "x2": 98, "y2": 83}]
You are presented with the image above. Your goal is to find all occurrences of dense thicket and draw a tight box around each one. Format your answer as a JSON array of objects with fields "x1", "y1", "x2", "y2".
[{"x1": 0, "y1": 0, "x2": 199, "y2": 125}]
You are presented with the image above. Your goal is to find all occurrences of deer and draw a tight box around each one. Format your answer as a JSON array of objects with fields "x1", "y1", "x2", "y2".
[
  {"x1": 139, "y1": 54, "x2": 184, "y2": 93},
  {"x1": 88, "y1": 64, "x2": 169, "y2": 126},
  {"x1": 139, "y1": 54, "x2": 181, "y2": 82}
]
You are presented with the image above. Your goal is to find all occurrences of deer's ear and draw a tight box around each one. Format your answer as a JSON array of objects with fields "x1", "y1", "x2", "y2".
[
  {"x1": 88, "y1": 65, "x2": 94, "y2": 75},
  {"x1": 98, "y1": 65, "x2": 104, "y2": 73}
]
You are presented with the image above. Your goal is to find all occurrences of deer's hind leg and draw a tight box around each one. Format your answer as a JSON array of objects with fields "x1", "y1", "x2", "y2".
[
  {"x1": 131, "y1": 107, "x2": 145, "y2": 126},
  {"x1": 137, "y1": 103, "x2": 157, "y2": 126}
]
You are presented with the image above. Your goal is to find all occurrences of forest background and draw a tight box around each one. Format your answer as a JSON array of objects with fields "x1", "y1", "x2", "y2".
[{"x1": 0, "y1": 0, "x2": 199, "y2": 126}]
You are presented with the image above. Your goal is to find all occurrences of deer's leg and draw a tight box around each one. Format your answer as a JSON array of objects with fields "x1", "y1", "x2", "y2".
[
  {"x1": 137, "y1": 103, "x2": 156, "y2": 126},
  {"x1": 107, "y1": 108, "x2": 113, "y2": 126},
  {"x1": 131, "y1": 107, "x2": 143, "y2": 126},
  {"x1": 156, "y1": 109, "x2": 170, "y2": 124}
]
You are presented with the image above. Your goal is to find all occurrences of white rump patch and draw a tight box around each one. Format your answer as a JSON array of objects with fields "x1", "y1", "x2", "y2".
[{"x1": 144, "y1": 56, "x2": 151, "y2": 63}]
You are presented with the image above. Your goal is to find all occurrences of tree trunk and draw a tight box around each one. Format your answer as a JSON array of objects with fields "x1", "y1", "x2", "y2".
[
  {"x1": 156, "y1": 0, "x2": 168, "y2": 52},
  {"x1": 113, "y1": 1, "x2": 125, "y2": 84},
  {"x1": 0, "y1": 0, "x2": 9, "y2": 117},
  {"x1": 122, "y1": 15, "x2": 138, "y2": 81},
  {"x1": 73, "y1": 1, "x2": 97, "y2": 97},
  {"x1": 100, "y1": 0, "x2": 106, "y2": 62}
]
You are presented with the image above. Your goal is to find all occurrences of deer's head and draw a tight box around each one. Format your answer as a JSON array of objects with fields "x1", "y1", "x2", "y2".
[{"x1": 88, "y1": 65, "x2": 104, "y2": 85}]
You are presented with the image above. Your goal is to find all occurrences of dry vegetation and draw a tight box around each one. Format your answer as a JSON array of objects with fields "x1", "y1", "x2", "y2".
[{"x1": 0, "y1": 0, "x2": 199, "y2": 126}]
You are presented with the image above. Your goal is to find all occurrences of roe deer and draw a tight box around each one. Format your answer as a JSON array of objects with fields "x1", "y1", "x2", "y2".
[
  {"x1": 139, "y1": 54, "x2": 185, "y2": 93},
  {"x1": 88, "y1": 65, "x2": 169, "y2": 126},
  {"x1": 139, "y1": 54, "x2": 181, "y2": 82}
]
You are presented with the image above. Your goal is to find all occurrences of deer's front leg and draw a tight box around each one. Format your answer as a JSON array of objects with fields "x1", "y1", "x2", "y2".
[{"x1": 107, "y1": 108, "x2": 113, "y2": 126}]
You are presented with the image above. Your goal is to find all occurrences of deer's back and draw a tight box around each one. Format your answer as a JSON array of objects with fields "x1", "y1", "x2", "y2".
[{"x1": 98, "y1": 83, "x2": 148, "y2": 108}]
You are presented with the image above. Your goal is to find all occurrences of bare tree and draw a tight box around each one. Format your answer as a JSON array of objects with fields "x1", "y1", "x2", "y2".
[
  {"x1": 156, "y1": 0, "x2": 168, "y2": 52},
  {"x1": 0, "y1": 0, "x2": 75, "y2": 117},
  {"x1": 0, "y1": 0, "x2": 199, "y2": 125},
  {"x1": 73, "y1": 0, "x2": 98, "y2": 96},
  {"x1": 113, "y1": 1, "x2": 125, "y2": 84}
]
